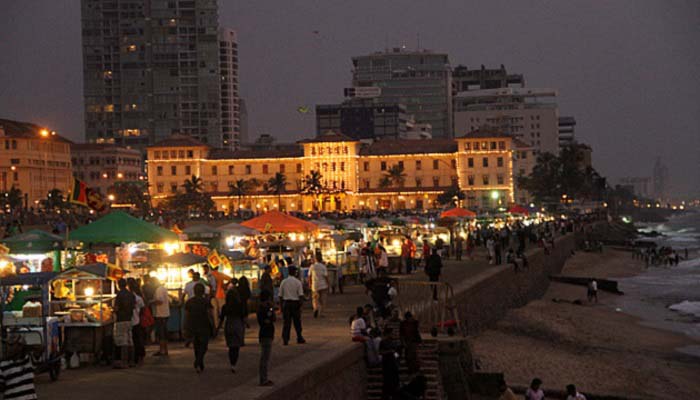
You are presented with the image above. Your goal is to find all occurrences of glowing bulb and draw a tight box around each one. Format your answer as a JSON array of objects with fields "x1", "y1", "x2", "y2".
[{"x1": 84, "y1": 287, "x2": 95, "y2": 297}]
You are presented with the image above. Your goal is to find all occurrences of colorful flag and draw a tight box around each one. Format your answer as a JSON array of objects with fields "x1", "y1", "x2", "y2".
[
  {"x1": 70, "y1": 178, "x2": 88, "y2": 206},
  {"x1": 207, "y1": 249, "x2": 221, "y2": 267},
  {"x1": 86, "y1": 188, "x2": 106, "y2": 212}
]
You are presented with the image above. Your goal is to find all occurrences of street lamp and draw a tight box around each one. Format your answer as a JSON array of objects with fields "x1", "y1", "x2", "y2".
[
  {"x1": 108, "y1": 194, "x2": 115, "y2": 201},
  {"x1": 40, "y1": 129, "x2": 49, "y2": 138}
]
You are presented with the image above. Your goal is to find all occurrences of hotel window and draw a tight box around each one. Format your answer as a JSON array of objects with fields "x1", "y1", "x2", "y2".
[
  {"x1": 482, "y1": 175, "x2": 490, "y2": 185},
  {"x1": 464, "y1": 142, "x2": 471, "y2": 151},
  {"x1": 451, "y1": 176, "x2": 458, "y2": 187},
  {"x1": 170, "y1": 184, "x2": 177, "y2": 193},
  {"x1": 497, "y1": 157, "x2": 504, "y2": 167},
  {"x1": 279, "y1": 164, "x2": 285, "y2": 173},
  {"x1": 364, "y1": 162, "x2": 370, "y2": 172},
  {"x1": 521, "y1": 151, "x2": 527, "y2": 159},
  {"x1": 296, "y1": 163, "x2": 302, "y2": 173},
  {"x1": 498, "y1": 141, "x2": 506, "y2": 150},
  {"x1": 11, "y1": 140, "x2": 17, "y2": 150},
  {"x1": 433, "y1": 177, "x2": 440, "y2": 187},
  {"x1": 262, "y1": 164, "x2": 269, "y2": 174},
  {"x1": 185, "y1": 165, "x2": 191, "y2": 175},
  {"x1": 157, "y1": 166, "x2": 163, "y2": 176},
  {"x1": 467, "y1": 158, "x2": 474, "y2": 168},
  {"x1": 13, "y1": 172, "x2": 18, "y2": 181},
  {"x1": 343, "y1": 146, "x2": 348, "y2": 154},
  {"x1": 433, "y1": 160, "x2": 439, "y2": 170},
  {"x1": 228, "y1": 165, "x2": 234, "y2": 175},
  {"x1": 311, "y1": 147, "x2": 316, "y2": 156},
  {"x1": 482, "y1": 158, "x2": 489, "y2": 167},
  {"x1": 332, "y1": 162, "x2": 336, "y2": 172},
  {"x1": 451, "y1": 160, "x2": 456, "y2": 169},
  {"x1": 187, "y1": 150, "x2": 193, "y2": 158},
  {"x1": 416, "y1": 178, "x2": 422, "y2": 188},
  {"x1": 156, "y1": 183, "x2": 164, "y2": 193},
  {"x1": 318, "y1": 147, "x2": 324, "y2": 155},
  {"x1": 481, "y1": 142, "x2": 487, "y2": 150},
  {"x1": 323, "y1": 163, "x2": 328, "y2": 172},
  {"x1": 489, "y1": 141, "x2": 495, "y2": 150},
  {"x1": 170, "y1": 151, "x2": 177, "y2": 158},
  {"x1": 468, "y1": 175, "x2": 475, "y2": 186},
  {"x1": 364, "y1": 179, "x2": 370, "y2": 189},
  {"x1": 472, "y1": 142, "x2": 479, "y2": 150},
  {"x1": 245, "y1": 165, "x2": 251, "y2": 174},
  {"x1": 211, "y1": 166, "x2": 217, "y2": 175},
  {"x1": 178, "y1": 150, "x2": 185, "y2": 158},
  {"x1": 497, "y1": 174, "x2": 504, "y2": 185},
  {"x1": 398, "y1": 161, "x2": 404, "y2": 169},
  {"x1": 154, "y1": 151, "x2": 161, "y2": 159},
  {"x1": 340, "y1": 162, "x2": 345, "y2": 171},
  {"x1": 171, "y1": 166, "x2": 177, "y2": 175},
  {"x1": 415, "y1": 160, "x2": 422, "y2": 170},
  {"x1": 381, "y1": 161, "x2": 387, "y2": 171}
]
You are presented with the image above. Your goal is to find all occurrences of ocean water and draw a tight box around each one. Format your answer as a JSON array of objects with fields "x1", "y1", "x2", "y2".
[{"x1": 616, "y1": 212, "x2": 700, "y2": 355}]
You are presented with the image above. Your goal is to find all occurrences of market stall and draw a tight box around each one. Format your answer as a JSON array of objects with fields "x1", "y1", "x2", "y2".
[
  {"x1": 1, "y1": 230, "x2": 64, "y2": 272},
  {"x1": 49, "y1": 263, "x2": 121, "y2": 361}
]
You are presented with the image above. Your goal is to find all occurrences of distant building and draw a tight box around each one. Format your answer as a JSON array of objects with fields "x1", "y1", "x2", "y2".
[
  {"x1": 315, "y1": 101, "x2": 409, "y2": 140},
  {"x1": 652, "y1": 158, "x2": 669, "y2": 200},
  {"x1": 70, "y1": 143, "x2": 143, "y2": 196},
  {"x1": 81, "y1": 0, "x2": 240, "y2": 151},
  {"x1": 619, "y1": 177, "x2": 651, "y2": 198},
  {"x1": 453, "y1": 87, "x2": 560, "y2": 154},
  {"x1": 0, "y1": 119, "x2": 73, "y2": 206},
  {"x1": 351, "y1": 48, "x2": 453, "y2": 138},
  {"x1": 558, "y1": 116, "x2": 576, "y2": 149},
  {"x1": 452, "y1": 64, "x2": 525, "y2": 92}
]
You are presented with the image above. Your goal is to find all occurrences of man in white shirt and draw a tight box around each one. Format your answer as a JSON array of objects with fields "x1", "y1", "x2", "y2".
[
  {"x1": 182, "y1": 272, "x2": 210, "y2": 302},
  {"x1": 151, "y1": 277, "x2": 170, "y2": 356},
  {"x1": 309, "y1": 255, "x2": 330, "y2": 319},
  {"x1": 279, "y1": 266, "x2": 306, "y2": 345}
]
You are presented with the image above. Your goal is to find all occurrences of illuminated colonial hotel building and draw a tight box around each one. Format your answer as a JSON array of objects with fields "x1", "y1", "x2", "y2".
[{"x1": 147, "y1": 129, "x2": 534, "y2": 212}]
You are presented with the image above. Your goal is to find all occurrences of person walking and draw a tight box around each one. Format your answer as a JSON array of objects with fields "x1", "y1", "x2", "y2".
[
  {"x1": 219, "y1": 287, "x2": 246, "y2": 373},
  {"x1": 238, "y1": 276, "x2": 252, "y2": 319},
  {"x1": 425, "y1": 248, "x2": 443, "y2": 301},
  {"x1": 377, "y1": 246, "x2": 389, "y2": 275},
  {"x1": 279, "y1": 266, "x2": 306, "y2": 345},
  {"x1": 400, "y1": 311, "x2": 422, "y2": 375},
  {"x1": 151, "y1": 277, "x2": 170, "y2": 356},
  {"x1": 309, "y1": 255, "x2": 330, "y2": 318},
  {"x1": 587, "y1": 279, "x2": 598, "y2": 303},
  {"x1": 257, "y1": 290, "x2": 276, "y2": 386},
  {"x1": 127, "y1": 278, "x2": 146, "y2": 366},
  {"x1": 360, "y1": 245, "x2": 376, "y2": 282},
  {"x1": 259, "y1": 264, "x2": 274, "y2": 299},
  {"x1": 185, "y1": 284, "x2": 214, "y2": 373},
  {"x1": 113, "y1": 278, "x2": 135, "y2": 369}
]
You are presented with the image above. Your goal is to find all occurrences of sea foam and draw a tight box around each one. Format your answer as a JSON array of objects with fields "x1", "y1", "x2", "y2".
[{"x1": 669, "y1": 301, "x2": 700, "y2": 318}]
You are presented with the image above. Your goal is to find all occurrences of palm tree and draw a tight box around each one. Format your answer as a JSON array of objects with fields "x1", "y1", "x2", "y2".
[
  {"x1": 3, "y1": 187, "x2": 23, "y2": 210},
  {"x1": 228, "y1": 179, "x2": 251, "y2": 212},
  {"x1": 267, "y1": 172, "x2": 287, "y2": 210},
  {"x1": 302, "y1": 170, "x2": 325, "y2": 210},
  {"x1": 382, "y1": 164, "x2": 407, "y2": 209},
  {"x1": 182, "y1": 175, "x2": 204, "y2": 194}
]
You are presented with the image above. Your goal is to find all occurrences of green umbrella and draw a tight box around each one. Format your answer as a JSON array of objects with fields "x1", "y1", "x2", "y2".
[
  {"x1": 69, "y1": 211, "x2": 178, "y2": 244},
  {"x1": 2, "y1": 230, "x2": 64, "y2": 253}
]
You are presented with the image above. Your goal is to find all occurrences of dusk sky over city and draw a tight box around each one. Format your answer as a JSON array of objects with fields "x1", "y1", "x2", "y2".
[{"x1": 0, "y1": 1, "x2": 698, "y2": 196}]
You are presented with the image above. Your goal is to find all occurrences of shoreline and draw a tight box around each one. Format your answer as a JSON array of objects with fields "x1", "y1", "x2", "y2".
[{"x1": 470, "y1": 248, "x2": 700, "y2": 399}]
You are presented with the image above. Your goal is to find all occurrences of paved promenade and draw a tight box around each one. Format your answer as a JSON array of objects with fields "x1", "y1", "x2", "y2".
[{"x1": 36, "y1": 249, "x2": 501, "y2": 399}]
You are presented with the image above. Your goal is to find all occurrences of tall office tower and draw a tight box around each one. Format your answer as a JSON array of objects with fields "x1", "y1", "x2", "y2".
[
  {"x1": 81, "y1": 0, "x2": 239, "y2": 151},
  {"x1": 315, "y1": 100, "x2": 409, "y2": 140},
  {"x1": 453, "y1": 88, "x2": 560, "y2": 155},
  {"x1": 351, "y1": 48, "x2": 453, "y2": 138}
]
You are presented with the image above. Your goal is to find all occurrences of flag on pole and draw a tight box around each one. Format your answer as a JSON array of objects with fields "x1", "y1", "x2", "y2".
[
  {"x1": 207, "y1": 249, "x2": 222, "y2": 268},
  {"x1": 70, "y1": 178, "x2": 89, "y2": 206}
]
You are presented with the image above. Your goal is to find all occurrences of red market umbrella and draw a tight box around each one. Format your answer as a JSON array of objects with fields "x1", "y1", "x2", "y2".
[
  {"x1": 507, "y1": 205, "x2": 530, "y2": 216},
  {"x1": 240, "y1": 211, "x2": 318, "y2": 233},
  {"x1": 440, "y1": 207, "x2": 476, "y2": 219}
]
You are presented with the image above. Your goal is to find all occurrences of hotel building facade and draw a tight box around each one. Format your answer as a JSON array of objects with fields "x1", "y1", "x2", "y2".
[{"x1": 146, "y1": 130, "x2": 534, "y2": 212}]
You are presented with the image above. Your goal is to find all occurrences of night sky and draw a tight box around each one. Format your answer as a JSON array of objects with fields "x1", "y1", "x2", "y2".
[{"x1": 0, "y1": 1, "x2": 698, "y2": 197}]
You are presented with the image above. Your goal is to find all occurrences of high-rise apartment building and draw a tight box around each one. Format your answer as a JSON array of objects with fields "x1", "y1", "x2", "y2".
[
  {"x1": 558, "y1": 116, "x2": 576, "y2": 149},
  {"x1": 452, "y1": 65, "x2": 525, "y2": 92},
  {"x1": 453, "y1": 88, "x2": 560, "y2": 154},
  {"x1": 351, "y1": 48, "x2": 453, "y2": 138},
  {"x1": 81, "y1": 0, "x2": 239, "y2": 151}
]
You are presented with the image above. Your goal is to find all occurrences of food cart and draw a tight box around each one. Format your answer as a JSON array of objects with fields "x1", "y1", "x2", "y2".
[
  {"x1": 49, "y1": 263, "x2": 119, "y2": 362},
  {"x1": 1, "y1": 230, "x2": 64, "y2": 273},
  {"x1": 0, "y1": 271, "x2": 62, "y2": 380}
]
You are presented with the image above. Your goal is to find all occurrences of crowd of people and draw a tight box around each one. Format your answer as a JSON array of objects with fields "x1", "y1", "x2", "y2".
[
  {"x1": 633, "y1": 245, "x2": 686, "y2": 267},
  {"x1": 499, "y1": 378, "x2": 589, "y2": 400}
]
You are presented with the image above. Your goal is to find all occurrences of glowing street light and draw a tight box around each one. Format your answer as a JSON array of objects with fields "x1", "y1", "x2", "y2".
[
  {"x1": 40, "y1": 129, "x2": 49, "y2": 137},
  {"x1": 108, "y1": 194, "x2": 115, "y2": 201},
  {"x1": 490, "y1": 190, "x2": 500, "y2": 200}
]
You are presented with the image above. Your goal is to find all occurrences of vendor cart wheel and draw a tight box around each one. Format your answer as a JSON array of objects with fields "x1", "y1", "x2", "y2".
[{"x1": 48, "y1": 360, "x2": 61, "y2": 381}]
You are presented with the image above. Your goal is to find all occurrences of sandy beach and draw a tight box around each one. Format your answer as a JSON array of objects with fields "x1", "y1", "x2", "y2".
[{"x1": 470, "y1": 248, "x2": 700, "y2": 399}]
